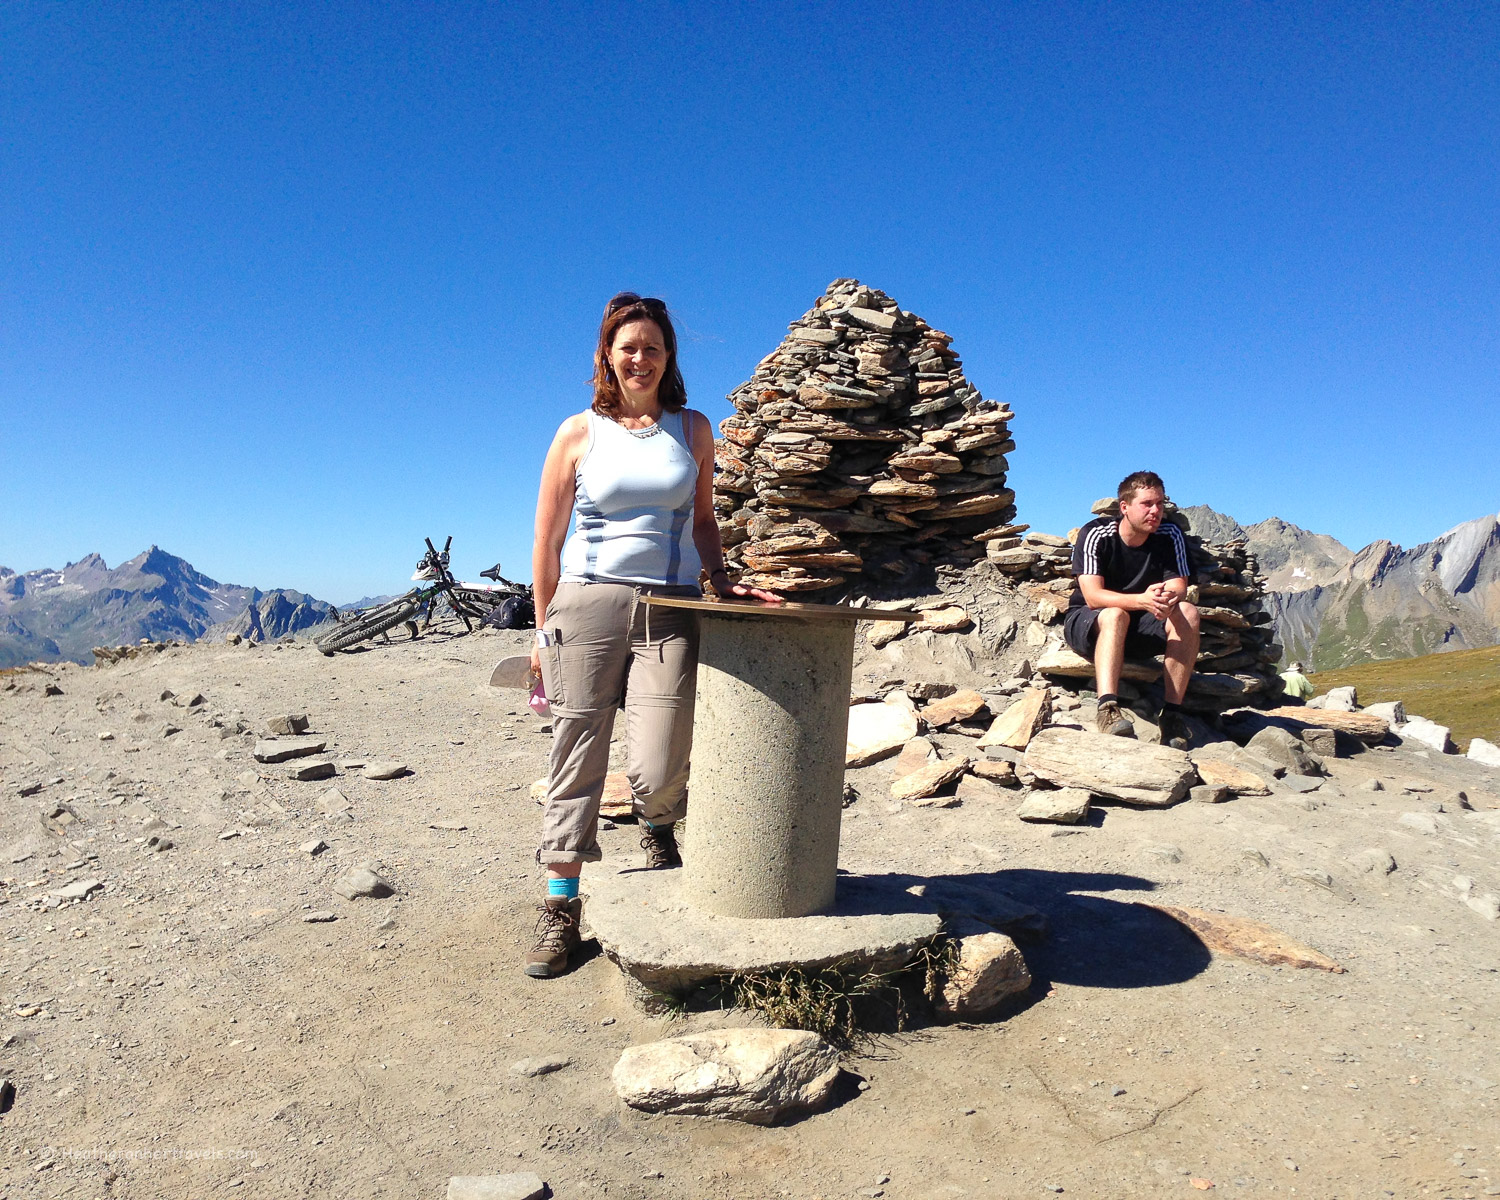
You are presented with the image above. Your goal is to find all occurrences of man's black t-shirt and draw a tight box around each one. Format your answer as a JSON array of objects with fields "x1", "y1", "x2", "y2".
[{"x1": 1067, "y1": 517, "x2": 1190, "y2": 609}]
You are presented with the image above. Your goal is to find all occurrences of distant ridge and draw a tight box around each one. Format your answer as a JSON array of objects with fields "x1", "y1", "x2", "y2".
[
  {"x1": 0, "y1": 548, "x2": 335, "y2": 668},
  {"x1": 1181, "y1": 506, "x2": 1500, "y2": 671}
]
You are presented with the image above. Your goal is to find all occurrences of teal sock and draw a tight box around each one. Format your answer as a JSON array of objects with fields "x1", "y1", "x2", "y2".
[{"x1": 547, "y1": 876, "x2": 579, "y2": 900}]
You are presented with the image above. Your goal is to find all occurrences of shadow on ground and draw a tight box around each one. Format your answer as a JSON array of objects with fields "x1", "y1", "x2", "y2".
[{"x1": 835, "y1": 867, "x2": 1213, "y2": 993}]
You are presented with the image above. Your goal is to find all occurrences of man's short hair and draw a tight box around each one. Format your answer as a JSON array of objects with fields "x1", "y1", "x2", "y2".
[{"x1": 1118, "y1": 470, "x2": 1166, "y2": 505}]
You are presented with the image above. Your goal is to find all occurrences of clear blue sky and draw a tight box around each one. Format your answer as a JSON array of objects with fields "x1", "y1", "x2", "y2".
[{"x1": 3, "y1": 3, "x2": 1496, "y2": 604}]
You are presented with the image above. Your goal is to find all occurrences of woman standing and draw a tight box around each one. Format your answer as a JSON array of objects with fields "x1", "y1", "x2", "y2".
[{"x1": 525, "y1": 293, "x2": 779, "y2": 978}]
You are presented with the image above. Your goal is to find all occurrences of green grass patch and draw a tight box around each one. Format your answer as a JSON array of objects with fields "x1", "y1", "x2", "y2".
[{"x1": 1308, "y1": 643, "x2": 1500, "y2": 753}]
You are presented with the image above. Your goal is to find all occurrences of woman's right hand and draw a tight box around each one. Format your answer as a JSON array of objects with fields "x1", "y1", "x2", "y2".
[{"x1": 529, "y1": 645, "x2": 542, "y2": 685}]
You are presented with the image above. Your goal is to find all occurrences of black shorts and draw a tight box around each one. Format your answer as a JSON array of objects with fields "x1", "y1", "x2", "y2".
[{"x1": 1063, "y1": 606, "x2": 1170, "y2": 660}]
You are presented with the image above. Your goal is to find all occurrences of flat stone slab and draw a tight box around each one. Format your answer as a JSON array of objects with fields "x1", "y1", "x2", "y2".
[
  {"x1": 1137, "y1": 903, "x2": 1345, "y2": 973},
  {"x1": 584, "y1": 867, "x2": 943, "y2": 1006},
  {"x1": 253, "y1": 736, "x2": 327, "y2": 763}
]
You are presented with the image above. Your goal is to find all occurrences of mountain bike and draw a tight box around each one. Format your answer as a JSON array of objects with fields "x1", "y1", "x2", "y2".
[{"x1": 314, "y1": 537, "x2": 531, "y2": 655}]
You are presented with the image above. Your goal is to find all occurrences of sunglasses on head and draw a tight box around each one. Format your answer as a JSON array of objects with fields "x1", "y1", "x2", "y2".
[{"x1": 607, "y1": 293, "x2": 667, "y2": 313}]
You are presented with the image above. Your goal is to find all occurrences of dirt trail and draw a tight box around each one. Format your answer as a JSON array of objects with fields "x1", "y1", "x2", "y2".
[{"x1": 1, "y1": 634, "x2": 1497, "y2": 1199}]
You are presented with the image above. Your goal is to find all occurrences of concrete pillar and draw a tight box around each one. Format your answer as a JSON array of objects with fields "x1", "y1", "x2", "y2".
[{"x1": 683, "y1": 612, "x2": 856, "y2": 919}]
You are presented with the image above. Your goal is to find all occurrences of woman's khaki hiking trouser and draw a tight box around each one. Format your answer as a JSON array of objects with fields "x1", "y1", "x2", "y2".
[{"x1": 535, "y1": 581, "x2": 700, "y2": 865}]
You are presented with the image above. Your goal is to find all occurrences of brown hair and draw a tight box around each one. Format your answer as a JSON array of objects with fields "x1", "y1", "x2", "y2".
[
  {"x1": 591, "y1": 292, "x2": 687, "y2": 418},
  {"x1": 1117, "y1": 470, "x2": 1166, "y2": 505}
]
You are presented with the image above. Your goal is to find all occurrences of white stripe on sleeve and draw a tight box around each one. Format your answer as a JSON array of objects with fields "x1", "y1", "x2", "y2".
[
  {"x1": 1164, "y1": 522, "x2": 1189, "y2": 579},
  {"x1": 1079, "y1": 521, "x2": 1111, "y2": 576}
]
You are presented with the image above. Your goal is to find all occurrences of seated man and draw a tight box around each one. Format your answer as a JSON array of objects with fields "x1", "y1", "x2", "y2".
[{"x1": 1063, "y1": 470, "x2": 1200, "y2": 747}]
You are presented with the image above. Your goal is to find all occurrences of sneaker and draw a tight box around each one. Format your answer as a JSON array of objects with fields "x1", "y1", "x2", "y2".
[
  {"x1": 1158, "y1": 709, "x2": 1191, "y2": 750},
  {"x1": 640, "y1": 823, "x2": 682, "y2": 869},
  {"x1": 1095, "y1": 699, "x2": 1135, "y2": 737},
  {"x1": 524, "y1": 896, "x2": 582, "y2": 978}
]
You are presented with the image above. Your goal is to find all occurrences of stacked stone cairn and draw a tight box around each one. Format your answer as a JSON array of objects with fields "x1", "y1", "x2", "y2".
[
  {"x1": 1007, "y1": 499, "x2": 1284, "y2": 713},
  {"x1": 714, "y1": 280, "x2": 1018, "y2": 594}
]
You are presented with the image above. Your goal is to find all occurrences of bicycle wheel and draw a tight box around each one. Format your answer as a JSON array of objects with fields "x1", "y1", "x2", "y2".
[{"x1": 316, "y1": 600, "x2": 423, "y2": 654}]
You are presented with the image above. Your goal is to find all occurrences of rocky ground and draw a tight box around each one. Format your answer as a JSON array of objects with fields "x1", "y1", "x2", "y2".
[{"x1": 2, "y1": 626, "x2": 1499, "y2": 1200}]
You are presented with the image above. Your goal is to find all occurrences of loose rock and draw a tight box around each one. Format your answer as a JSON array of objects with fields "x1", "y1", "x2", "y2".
[
  {"x1": 890, "y1": 737, "x2": 940, "y2": 778},
  {"x1": 1246, "y1": 727, "x2": 1323, "y2": 777},
  {"x1": 846, "y1": 693, "x2": 920, "y2": 767},
  {"x1": 253, "y1": 736, "x2": 328, "y2": 764},
  {"x1": 979, "y1": 688, "x2": 1051, "y2": 751},
  {"x1": 317, "y1": 787, "x2": 352, "y2": 815},
  {"x1": 1017, "y1": 788, "x2": 1091, "y2": 824},
  {"x1": 510, "y1": 1055, "x2": 570, "y2": 1078},
  {"x1": 49, "y1": 878, "x2": 103, "y2": 902},
  {"x1": 612, "y1": 1029, "x2": 842, "y2": 1124},
  {"x1": 919, "y1": 689, "x2": 986, "y2": 727},
  {"x1": 891, "y1": 758, "x2": 970, "y2": 801},
  {"x1": 446, "y1": 1174, "x2": 548, "y2": 1200},
  {"x1": 1348, "y1": 848, "x2": 1397, "y2": 875},
  {"x1": 363, "y1": 761, "x2": 409, "y2": 780},
  {"x1": 332, "y1": 866, "x2": 395, "y2": 900},
  {"x1": 937, "y1": 927, "x2": 1031, "y2": 1017},
  {"x1": 955, "y1": 774, "x2": 1010, "y2": 803}
]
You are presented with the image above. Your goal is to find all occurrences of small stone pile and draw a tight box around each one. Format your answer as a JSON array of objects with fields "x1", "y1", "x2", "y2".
[
  {"x1": 1010, "y1": 500, "x2": 1285, "y2": 711},
  {"x1": 714, "y1": 279, "x2": 1018, "y2": 594}
]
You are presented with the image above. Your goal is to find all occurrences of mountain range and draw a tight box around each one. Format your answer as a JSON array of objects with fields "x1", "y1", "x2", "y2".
[
  {"x1": 0, "y1": 547, "x2": 335, "y2": 669},
  {"x1": 6, "y1": 510, "x2": 1499, "y2": 673},
  {"x1": 1182, "y1": 506, "x2": 1500, "y2": 671}
]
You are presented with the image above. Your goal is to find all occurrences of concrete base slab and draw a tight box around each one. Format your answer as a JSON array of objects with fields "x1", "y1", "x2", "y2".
[{"x1": 583, "y1": 866, "x2": 944, "y2": 1007}]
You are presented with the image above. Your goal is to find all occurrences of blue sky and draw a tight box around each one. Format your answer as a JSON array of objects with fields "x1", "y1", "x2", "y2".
[{"x1": 3, "y1": 2, "x2": 1496, "y2": 603}]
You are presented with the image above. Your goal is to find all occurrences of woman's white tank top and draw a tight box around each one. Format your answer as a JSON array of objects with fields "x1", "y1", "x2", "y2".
[{"x1": 558, "y1": 409, "x2": 703, "y2": 588}]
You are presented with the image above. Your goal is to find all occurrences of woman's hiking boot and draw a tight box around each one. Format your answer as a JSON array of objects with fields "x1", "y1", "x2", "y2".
[
  {"x1": 524, "y1": 896, "x2": 582, "y2": 978},
  {"x1": 640, "y1": 823, "x2": 681, "y2": 869},
  {"x1": 1096, "y1": 699, "x2": 1135, "y2": 738}
]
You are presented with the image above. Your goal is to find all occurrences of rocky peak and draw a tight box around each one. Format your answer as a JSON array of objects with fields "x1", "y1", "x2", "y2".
[{"x1": 1346, "y1": 539, "x2": 1399, "y2": 583}]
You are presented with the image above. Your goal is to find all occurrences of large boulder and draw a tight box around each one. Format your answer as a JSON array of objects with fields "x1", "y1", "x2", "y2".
[
  {"x1": 1264, "y1": 706, "x2": 1390, "y2": 744},
  {"x1": 613, "y1": 1029, "x2": 841, "y2": 1124},
  {"x1": 1310, "y1": 685, "x2": 1358, "y2": 712},
  {"x1": 1023, "y1": 728, "x2": 1197, "y2": 807},
  {"x1": 1016, "y1": 787, "x2": 1091, "y2": 824},
  {"x1": 1363, "y1": 700, "x2": 1406, "y2": 726},
  {"x1": 1469, "y1": 738, "x2": 1500, "y2": 768},
  {"x1": 1246, "y1": 727, "x2": 1323, "y2": 777},
  {"x1": 1188, "y1": 753, "x2": 1273, "y2": 796},
  {"x1": 1400, "y1": 716, "x2": 1454, "y2": 754}
]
